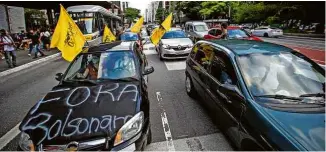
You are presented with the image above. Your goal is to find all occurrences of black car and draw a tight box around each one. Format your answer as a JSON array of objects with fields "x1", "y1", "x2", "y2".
[
  {"x1": 18, "y1": 41, "x2": 154, "y2": 151},
  {"x1": 185, "y1": 40, "x2": 325, "y2": 151}
]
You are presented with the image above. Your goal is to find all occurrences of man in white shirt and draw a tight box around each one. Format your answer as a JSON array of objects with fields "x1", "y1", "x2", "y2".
[{"x1": 0, "y1": 29, "x2": 17, "y2": 68}]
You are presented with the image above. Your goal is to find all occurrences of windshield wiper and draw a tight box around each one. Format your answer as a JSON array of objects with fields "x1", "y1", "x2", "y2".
[
  {"x1": 299, "y1": 93, "x2": 325, "y2": 98},
  {"x1": 66, "y1": 79, "x2": 97, "y2": 85},
  {"x1": 98, "y1": 77, "x2": 139, "y2": 82},
  {"x1": 254, "y1": 94, "x2": 302, "y2": 101}
]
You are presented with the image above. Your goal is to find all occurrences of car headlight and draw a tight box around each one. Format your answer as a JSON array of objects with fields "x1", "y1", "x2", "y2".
[
  {"x1": 163, "y1": 44, "x2": 170, "y2": 49},
  {"x1": 187, "y1": 44, "x2": 193, "y2": 48},
  {"x1": 114, "y1": 112, "x2": 144, "y2": 146},
  {"x1": 19, "y1": 132, "x2": 35, "y2": 151}
]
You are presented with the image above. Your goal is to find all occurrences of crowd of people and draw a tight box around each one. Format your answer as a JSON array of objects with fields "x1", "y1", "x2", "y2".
[{"x1": 0, "y1": 27, "x2": 52, "y2": 68}]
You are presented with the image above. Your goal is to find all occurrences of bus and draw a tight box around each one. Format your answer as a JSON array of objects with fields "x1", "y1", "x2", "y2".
[{"x1": 66, "y1": 5, "x2": 122, "y2": 46}]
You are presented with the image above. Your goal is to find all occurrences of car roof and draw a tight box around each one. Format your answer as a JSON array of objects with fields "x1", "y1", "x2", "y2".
[
  {"x1": 208, "y1": 40, "x2": 293, "y2": 55},
  {"x1": 186, "y1": 21, "x2": 207, "y2": 25},
  {"x1": 87, "y1": 41, "x2": 135, "y2": 53}
]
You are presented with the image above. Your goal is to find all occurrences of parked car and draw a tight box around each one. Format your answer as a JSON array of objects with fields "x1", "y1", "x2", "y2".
[
  {"x1": 18, "y1": 41, "x2": 154, "y2": 151},
  {"x1": 185, "y1": 39, "x2": 325, "y2": 151},
  {"x1": 204, "y1": 26, "x2": 262, "y2": 41},
  {"x1": 156, "y1": 30, "x2": 193, "y2": 60},
  {"x1": 185, "y1": 21, "x2": 209, "y2": 42},
  {"x1": 251, "y1": 26, "x2": 283, "y2": 37}
]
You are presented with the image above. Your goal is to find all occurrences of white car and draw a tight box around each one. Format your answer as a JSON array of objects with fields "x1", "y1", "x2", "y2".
[{"x1": 251, "y1": 27, "x2": 283, "y2": 37}]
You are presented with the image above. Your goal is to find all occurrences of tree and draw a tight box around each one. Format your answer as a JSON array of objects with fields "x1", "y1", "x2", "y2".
[
  {"x1": 176, "y1": 1, "x2": 202, "y2": 20},
  {"x1": 124, "y1": 7, "x2": 140, "y2": 24},
  {"x1": 199, "y1": 1, "x2": 227, "y2": 19},
  {"x1": 24, "y1": 8, "x2": 47, "y2": 29},
  {"x1": 155, "y1": 7, "x2": 170, "y2": 23}
]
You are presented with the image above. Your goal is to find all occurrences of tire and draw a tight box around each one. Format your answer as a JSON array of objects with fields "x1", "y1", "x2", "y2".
[
  {"x1": 263, "y1": 33, "x2": 269, "y2": 37},
  {"x1": 147, "y1": 127, "x2": 152, "y2": 145},
  {"x1": 185, "y1": 73, "x2": 198, "y2": 98}
]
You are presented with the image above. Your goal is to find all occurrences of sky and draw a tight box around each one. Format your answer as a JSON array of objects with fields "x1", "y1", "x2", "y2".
[{"x1": 127, "y1": 0, "x2": 151, "y2": 16}]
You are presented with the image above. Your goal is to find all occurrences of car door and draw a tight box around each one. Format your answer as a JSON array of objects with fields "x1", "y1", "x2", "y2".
[
  {"x1": 205, "y1": 48, "x2": 245, "y2": 147},
  {"x1": 187, "y1": 42, "x2": 211, "y2": 99},
  {"x1": 206, "y1": 29, "x2": 217, "y2": 39}
]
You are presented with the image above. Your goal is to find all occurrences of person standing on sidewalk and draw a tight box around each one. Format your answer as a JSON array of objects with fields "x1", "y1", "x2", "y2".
[
  {"x1": 26, "y1": 30, "x2": 34, "y2": 56},
  {"x1": 40, "y1": 28, "x2": 51, "y2": 51},
  {"x1": 0, "y1": 29, "x2": 17, "y2": 68},
  {"x1": 31, "y1": 30, "x2": 46, "y2": 59}
]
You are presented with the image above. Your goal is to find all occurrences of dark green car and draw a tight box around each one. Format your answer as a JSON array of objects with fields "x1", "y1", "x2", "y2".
[{"x1": 185, "y1": 39, "x2": 325, "y2": 151}]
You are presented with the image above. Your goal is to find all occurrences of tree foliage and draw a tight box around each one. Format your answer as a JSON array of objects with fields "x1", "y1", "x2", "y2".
[
  {"x1": 155, "y1": 7, "x2": 169, "y2": 23},
  {"x1": 199, "y1": 1, "x2": 227, "y2": 19},
  {"x1": 125, "y1": 7, "x2": 140, "y2": 23}
]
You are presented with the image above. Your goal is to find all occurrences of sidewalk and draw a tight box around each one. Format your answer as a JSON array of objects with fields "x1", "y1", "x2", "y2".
[{"x1": 0, "y1": 49, "x2": 60, "y2": 73}]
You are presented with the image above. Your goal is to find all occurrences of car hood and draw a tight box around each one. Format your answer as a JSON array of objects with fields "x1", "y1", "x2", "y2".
[
  {"x1": 19, "y1": 82, "x2": 140, "y2": 146},
  {"x1": 262, "y1": 106, "x2": 325, "y2": 151},
  {"x1": 161, "y1": 38, "x2": 193, "y2": 46}
]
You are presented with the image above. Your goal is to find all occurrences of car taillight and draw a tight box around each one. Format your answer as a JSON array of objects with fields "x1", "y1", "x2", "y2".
[{"x1": 204, "y1": 35, "x2": 209, "y2": 39}]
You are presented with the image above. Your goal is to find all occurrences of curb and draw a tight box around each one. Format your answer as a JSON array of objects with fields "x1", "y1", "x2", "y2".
[{"x1": 0, "y1": 53, "x2": 61, "y2": 78}]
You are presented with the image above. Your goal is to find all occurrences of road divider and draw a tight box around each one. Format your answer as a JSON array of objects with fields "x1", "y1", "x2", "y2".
[
  {"x1": 156, "y1": 92, "x2": 175, "y2": 151},
  {"x1": 0, "y1": 53, "x2": 61, "y2": 78}
]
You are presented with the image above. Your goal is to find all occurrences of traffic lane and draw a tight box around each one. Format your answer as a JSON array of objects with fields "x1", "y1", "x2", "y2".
[
  {"x1": 260, "y1": 36, "x2": 325, "y2": 50},
  {"x1": 146, "y1": 54, "x2": 220, "y2": 141},
  {"x1": 260, "y1": 37, "x2": 325, "y2": 64},
  {"x1": 0, "y1": 59, "x2": 69, "y2": 140}
]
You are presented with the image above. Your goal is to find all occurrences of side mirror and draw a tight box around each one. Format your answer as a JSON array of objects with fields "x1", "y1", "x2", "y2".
[
  {"x1": 220, "y1": 83, "x2": 245, "y2": 100},
  {"x1": 55, "y1": 73, "x2": 63, "y2": 81},
  {"x1": 143, "y1": 66, "x2": 154, "y2": 75}
]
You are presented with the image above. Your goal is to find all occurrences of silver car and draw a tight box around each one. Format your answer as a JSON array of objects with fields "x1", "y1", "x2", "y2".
[{"x1": 156, "y1": 30, "x2": 194, "y2": 60}]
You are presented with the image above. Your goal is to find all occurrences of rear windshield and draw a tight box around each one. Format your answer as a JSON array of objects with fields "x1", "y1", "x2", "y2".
[{"x1": 121, "y1": 33, "x2": 139, "y2": 41}]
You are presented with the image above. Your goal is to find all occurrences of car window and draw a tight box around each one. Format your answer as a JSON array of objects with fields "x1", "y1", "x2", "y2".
[
  {"x1": 209, "y1": 50, "x2": 237, "y2": 85},
  {"x1": 194, "y1": 43, "x2": 214, "y2": 69},
  {"x1": 65, "y1": 55, "x2": 84, "y2": 79},
  {"x1": 237, "y1": 52, "x2": 325, "y2": 97},
  {"x1": 121, "y1": 33, "x2": 139, "y2": 41},
  {"x1": 63, "y1": 51, "x2": 139, "y2": 81},
  {"x1": 228, "y1": 29, "x2": 250, "y2": 39},
  {"x1": 194, "y1": 25, "x2": 208, "y2": 32},
  {"x1": 162, "y1": 31, "x2": 187, "y2": 39},
  {"x1": 189, "y1": 25, "x2": 194, "y2": 31},
  {"x1": 190, "y1": 43, "x2": 199, "y2": 59},
  {"x1": 208, "y1": 29, "x2": 216, "y2": 35}
]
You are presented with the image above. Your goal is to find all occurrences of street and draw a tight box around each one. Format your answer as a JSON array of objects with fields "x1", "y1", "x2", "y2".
[
  {"x1": 0, "y1": 35, "x2": 325, "y2": 150},
  {"x1": 0, "y1": 43, "x2": 233, "y2": 150}
]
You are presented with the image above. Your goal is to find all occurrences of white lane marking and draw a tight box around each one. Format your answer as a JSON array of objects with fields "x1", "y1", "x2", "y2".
[
  {"x1": 0, "y1": 53, "x2": 61, "y2": 78},
  {"x1": 156, "y1": 92, "x2": 175, "y2": 151},
  {"x1": 143, "y1": 49, "x2": 157, "y2": 55},
  {"x1": 145, "y1": 133, "x2": 233, "y2": 151},
  {"x1": 0, "y1": 122, "x2": 21, "y2": 150},
  {"x1": 164, "y1": 61, "x2": 186, "y2": 71}
]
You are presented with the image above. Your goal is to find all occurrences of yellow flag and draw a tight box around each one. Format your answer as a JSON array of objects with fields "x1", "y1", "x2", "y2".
[
  {"x1": 103, "y1": 25, "x2": 116, "y2": 43},
  {"x1": 150, "y1": 26, "x2": 166, "y2": 45},
  {"x1": 130, "y1": 16, "x2": 144, "y2": 33},
  {"x1": 161, "y1": 13, "x2": 173, "y2": 31},
  {"x1": 50, "y1": 4, "x2": 86, "y2": 62}
]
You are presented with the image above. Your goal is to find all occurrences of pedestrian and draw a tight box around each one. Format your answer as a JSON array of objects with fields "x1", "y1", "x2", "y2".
[
  {"x1": 40, "y1": 27, "x2": 51, "y2": 51},
  {"x1": 115, "y1": 27, "x2": 124, "y2": 41},
  {"x1": 217, "y1": 22, "x2": 228, "y2": 39},
  {"x1": 31, "y1": 30, "x2": 46, "y2": 59},
  {"x1": 0, "y1": 29, "x2": 17, "y2": 68},
  {"x1": 26, "y1": 30, "x2": 34, "y2": 56}
]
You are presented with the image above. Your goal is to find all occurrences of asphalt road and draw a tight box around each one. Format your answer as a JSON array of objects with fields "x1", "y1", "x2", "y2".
[{"x1": 0, "y1": 45, "x2": 233, "y2": 150}]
